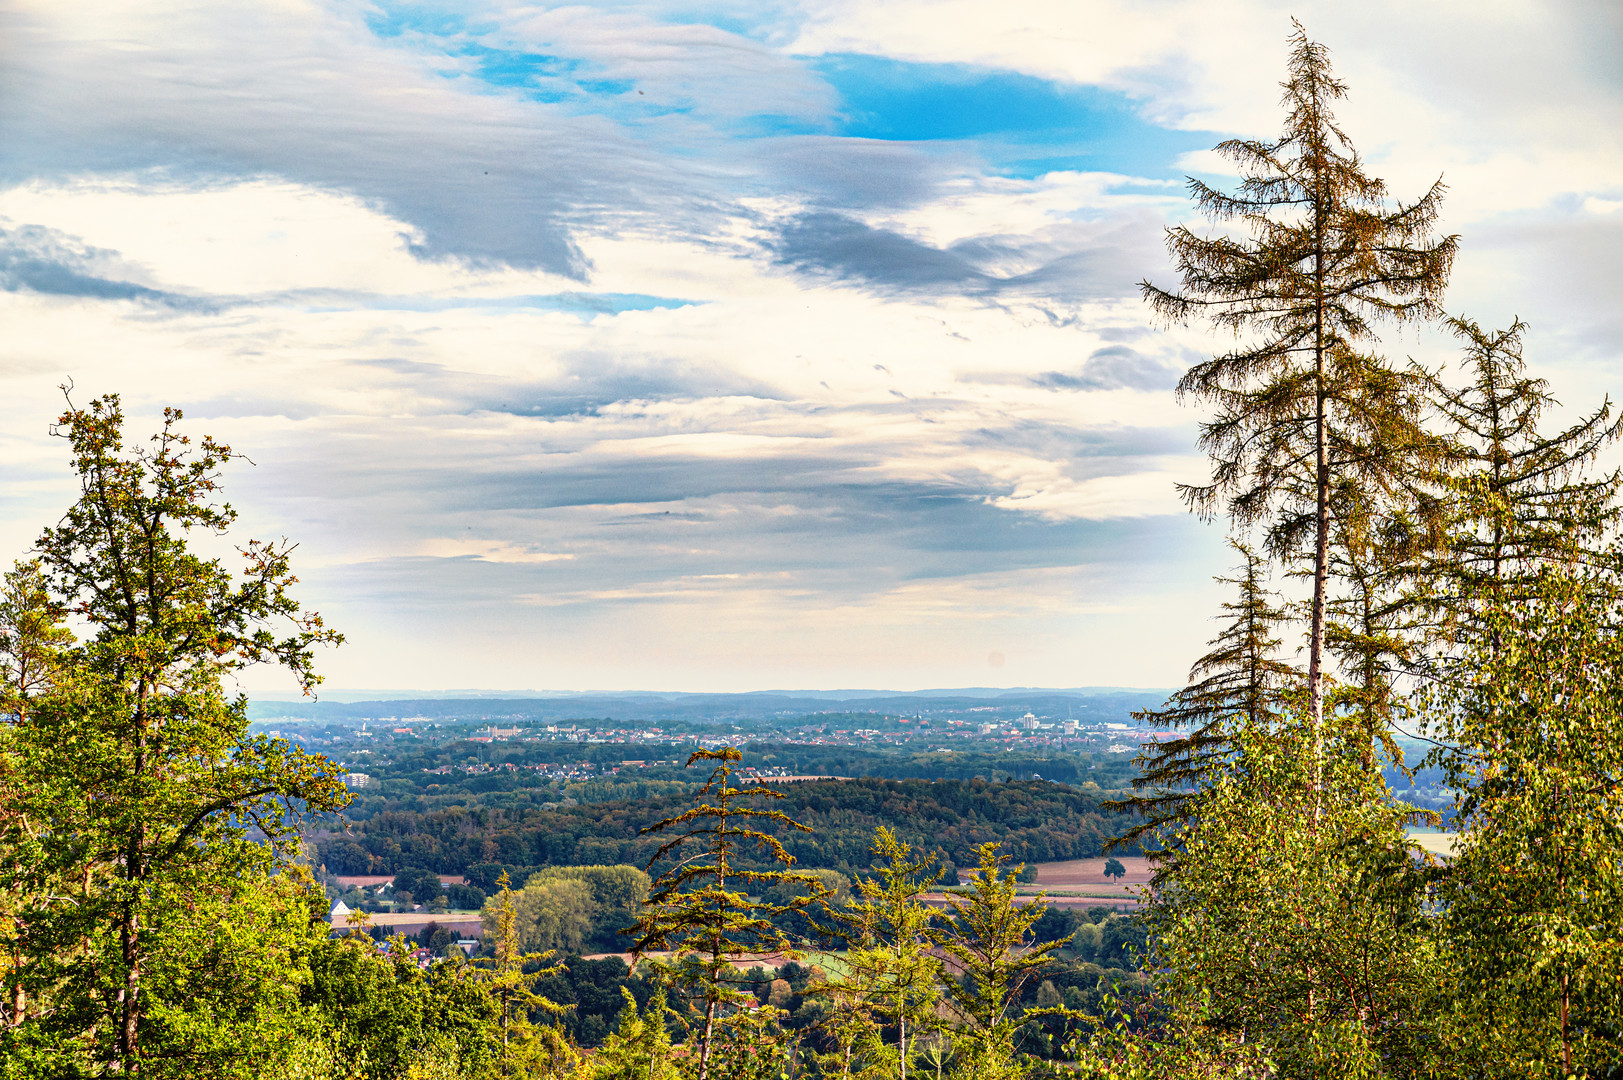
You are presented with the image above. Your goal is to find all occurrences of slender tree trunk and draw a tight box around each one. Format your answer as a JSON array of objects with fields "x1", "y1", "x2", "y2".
[
  {"x1": 502, "y1": 987, "x2": 511, "y2": 1077},
  {"x1": 899, "y1": 1013, "x2": 908, "y2": 1080},
  {"x1": 697, "y1": 995, "x2": 717, "y2": 1080},
  {"x1": 1560, "y1": 972, "x2": 1571, "y2": 1076},
  {"x1": 119, "y1": 713, "x2": 148, "y2": 1073},
  {"x1": 119, "y1": 901, "x2": 139, "y2": 1073},
  {"x1": 1309, "y1": 282, "x2": 1330, "y2": 821}
]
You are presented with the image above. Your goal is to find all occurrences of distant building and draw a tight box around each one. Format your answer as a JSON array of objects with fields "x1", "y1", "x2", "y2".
[
  {"x1": 330, "y1": 900, "x2": 351, "y2": 921},
  {"x1": 342, "y1": 773, "x2": 370, "y2": 788}
]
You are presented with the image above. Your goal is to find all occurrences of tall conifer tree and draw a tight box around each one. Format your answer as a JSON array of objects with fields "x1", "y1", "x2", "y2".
[
  {"x1": 1142, "y1": 21, "x2": 1456, "y2": 784},
  {"x1": 1109, "y1": 541, "x2": 1298, "y2": 855}
]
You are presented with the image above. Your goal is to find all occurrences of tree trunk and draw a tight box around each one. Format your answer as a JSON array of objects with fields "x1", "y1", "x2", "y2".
[
  {"x1": 697, "y1": 996, "x2": 717, "y2": 1080},
  {"x1": 1560, "y1": 971, "x2": 1571, "y2": 1076},
  {"x1": 1309, "y1": 301, "x2": 1330, "y2": 820},
  {"x1": 1307, "y1": 121, "x2": 1330, "y2": 820},
  {"x1": 119, "y1": 902, "x2": 139, "y2": 1073},
  {"x1": 119, "y1": 714, "x2": 148, "y2": 1073}
]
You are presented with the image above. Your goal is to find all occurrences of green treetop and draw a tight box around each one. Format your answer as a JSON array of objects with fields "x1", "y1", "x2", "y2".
[
  {"x1": 936, "y1": 844, "x2": 1070, "y2": 1080},
  {"x1": 811, "y1": 827, "x2": 945, "y2": 1080},
  {"x1": 1423, "y1": 317, "x2": 1623, "y2": 650},
  {"x1": 0, "y1": 393, "x2": 352, "y2": 1074}
]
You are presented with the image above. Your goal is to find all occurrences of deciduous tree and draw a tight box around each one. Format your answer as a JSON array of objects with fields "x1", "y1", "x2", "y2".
[
  {"x1": 0, "y1": 392, "x2": 351, "y2": 1073},
  {"x1": 1425, "y1": 565, "x2": 1623, "y2": 1077}
]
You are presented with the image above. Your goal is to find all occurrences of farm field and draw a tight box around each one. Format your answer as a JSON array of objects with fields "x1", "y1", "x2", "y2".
[{"x1": 1023, "y1": 856, "x2": 1150, "y2": 899}]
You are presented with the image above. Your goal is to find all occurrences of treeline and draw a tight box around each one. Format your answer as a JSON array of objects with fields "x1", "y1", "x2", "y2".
[
  {"x1": 370, "y1": 868, "x2": 1145, "y2": 1052},
  {"x1": 738, "y1": 741, "x2": 1138, "y2": 787},
  {"x1": 318, "y1": 776, "x2": 1135, "y2": 879}
]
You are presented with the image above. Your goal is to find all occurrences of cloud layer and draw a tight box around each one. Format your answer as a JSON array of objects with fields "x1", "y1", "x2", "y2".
[{"x1": 0, "y1": 0, "x2": 1617, "y2": 692}]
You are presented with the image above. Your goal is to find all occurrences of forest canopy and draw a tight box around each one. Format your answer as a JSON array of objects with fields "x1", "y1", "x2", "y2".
[{"x1": 316, "y1": 776, "x2": 1133, "y2": 881}]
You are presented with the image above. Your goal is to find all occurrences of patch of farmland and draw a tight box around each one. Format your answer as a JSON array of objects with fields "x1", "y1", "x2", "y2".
[{"x1": 1026, "y1": 856, "x2": 1152, "y2": 889}]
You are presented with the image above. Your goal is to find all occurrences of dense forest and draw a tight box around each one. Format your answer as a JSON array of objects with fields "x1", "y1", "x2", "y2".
[
  {"x1": 329, "y1": 740, "x2": 1140, "y2": 808},
  {"x1": 2, "y1": 23, "x2": 1621, "y2": 1080},
  {"x1": 317, "y1": 776, "x2": 1134, "y2": 880}
]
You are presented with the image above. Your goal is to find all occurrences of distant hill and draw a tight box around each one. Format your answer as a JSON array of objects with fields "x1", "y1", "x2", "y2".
[{"x1": 248, "y1": 687, "x2": 1172, "y2": 726}]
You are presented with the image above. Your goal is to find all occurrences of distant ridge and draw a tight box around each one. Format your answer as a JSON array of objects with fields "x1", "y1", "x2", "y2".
[
  {"x1": 245, "y1": 687, "x2": 1174, "y2": 725},
  {"x1": 251, "y1": 686, "x2": 1172, "y2": 703}
]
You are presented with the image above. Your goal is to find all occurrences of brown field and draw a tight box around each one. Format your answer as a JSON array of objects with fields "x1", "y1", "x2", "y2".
[{"x1": 1016, "y1": 856, "x2": 1151, "y2": 902}]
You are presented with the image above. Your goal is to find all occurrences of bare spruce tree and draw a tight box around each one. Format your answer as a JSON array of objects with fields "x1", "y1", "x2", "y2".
[{"x1": 1142, "y1": 21, "x2": 1456, "y2": 790}]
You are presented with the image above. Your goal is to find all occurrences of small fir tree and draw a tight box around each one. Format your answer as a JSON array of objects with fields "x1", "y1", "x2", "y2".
[
  {"x1": 470, "y1": 870, "x2": 574, "y2": 1078},
  {"x1": 1108, "y1": 540, "x2": 1298, "y2": 855},
  {"x1": 588, "y1": 987, "x2": 680, "y2": 1080},
  {"x1": 812, "y1": 828, "x2": 945, "y2": 1080},
  {"x1": 936, "y1": 844, "x2": 1070, "y2": 1080},
  {"x1": 628, "y1": 747, "x2": 823, "y2": 1080}
]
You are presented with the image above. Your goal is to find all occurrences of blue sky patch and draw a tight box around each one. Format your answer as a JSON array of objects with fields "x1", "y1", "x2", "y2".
[
  {"x1": 464, "y1": 46, "x2": 584, "y2": 90},
  {"x1": 811, "y1": 54, "x2": 1219, "y2": 179},
  {"x1": 303, "y1": 292, "x2": 700, "y2": 317},
  {"x1": 364, "y1": 2, "x2": 470, "y2": 40}
]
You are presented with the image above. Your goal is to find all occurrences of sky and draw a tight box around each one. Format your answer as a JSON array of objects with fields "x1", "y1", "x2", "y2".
[{"x1": 0, "y1": 1, "x2": 1619, "y2": 695}]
